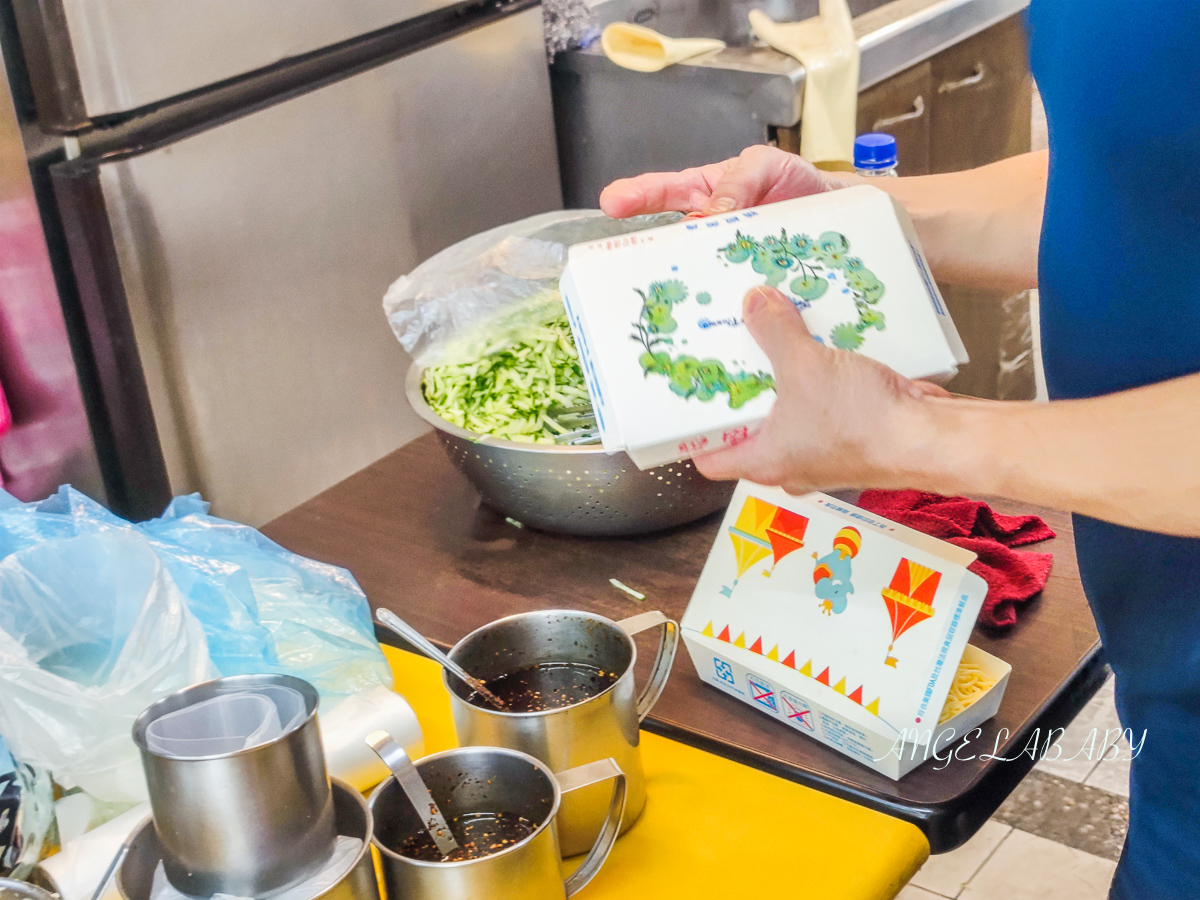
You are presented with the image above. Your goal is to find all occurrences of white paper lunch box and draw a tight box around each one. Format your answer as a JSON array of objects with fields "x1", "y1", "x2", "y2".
[
  {"x1": 679, "y1": 483, "x2": 1011, "y2": 780},
  {"x1": 560, "y1": 185, "x2": 969, "y2": 470}
]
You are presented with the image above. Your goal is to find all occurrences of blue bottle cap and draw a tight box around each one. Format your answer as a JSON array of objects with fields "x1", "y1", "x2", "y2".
[{"x1": 854, "y1": 133, "x2": 898, "y2": 170}]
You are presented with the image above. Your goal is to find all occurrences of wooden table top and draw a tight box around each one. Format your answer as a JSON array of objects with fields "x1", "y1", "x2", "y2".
[{"x1": 264, "y1": 433, "x2": 1105, "y2": 853}]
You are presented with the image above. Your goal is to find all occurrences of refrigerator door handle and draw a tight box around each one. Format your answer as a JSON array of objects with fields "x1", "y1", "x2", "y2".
[
  {"x1": 49, "y1": 161, "x2": 172, "y2": 518},
  {"x1": 9, "y1": 0, "x2": 90, "y2": 132}
]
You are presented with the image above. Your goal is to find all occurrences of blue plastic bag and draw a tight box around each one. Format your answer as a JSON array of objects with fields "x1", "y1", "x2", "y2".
[
  {"x1": 0, "y1": 487, "x2": 390, "y2": 803},
  {"x1": 139, "y1": 493, "x2": 391, "y2": 698}
]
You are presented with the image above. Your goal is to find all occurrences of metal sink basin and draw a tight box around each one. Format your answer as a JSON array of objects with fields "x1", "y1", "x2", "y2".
[{"x1": 550, "y1": 0, "x2": 1029, "y2": 205}]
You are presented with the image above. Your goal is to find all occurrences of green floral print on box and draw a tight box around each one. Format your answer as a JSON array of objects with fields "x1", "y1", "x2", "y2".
[
  {"x1": 631, "y1": 280, "x2": 775, "y2": 409},
  {"x1": 718, "y1": 229, "x2": 888, "y2": 351}
]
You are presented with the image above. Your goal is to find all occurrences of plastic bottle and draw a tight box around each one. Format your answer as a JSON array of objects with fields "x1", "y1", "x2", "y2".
[{"x1": 853, "y1": 133, "x2": 899, "y2": 177}]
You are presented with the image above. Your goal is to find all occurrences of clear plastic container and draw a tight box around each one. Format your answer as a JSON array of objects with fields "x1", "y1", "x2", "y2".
[
  {"x1": 854, "y1": 133, "x2": 899, "y2": 177},
  {"x1": 143, "y1": 686, "x2": 305, "y2": 758}
]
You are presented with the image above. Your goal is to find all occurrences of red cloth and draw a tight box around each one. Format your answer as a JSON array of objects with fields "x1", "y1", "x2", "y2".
[{"x1": 857, "y1": 489, "x2": 1055, "y2": 630}]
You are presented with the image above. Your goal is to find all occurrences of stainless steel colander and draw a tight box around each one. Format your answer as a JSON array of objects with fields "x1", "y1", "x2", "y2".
[{"x1": 405, "y1": 363, "x2": 733, "y2": 536}]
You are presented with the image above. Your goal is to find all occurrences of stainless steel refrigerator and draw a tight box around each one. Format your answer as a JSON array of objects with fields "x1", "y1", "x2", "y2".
[{"x1": 5, "y1": 0, "x2": 562, "y2": 524}]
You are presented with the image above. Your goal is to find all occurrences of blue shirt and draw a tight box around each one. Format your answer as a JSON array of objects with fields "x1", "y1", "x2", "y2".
[{"x1": 1028, "y1": 2, "x2": 1200, "y2": 896}]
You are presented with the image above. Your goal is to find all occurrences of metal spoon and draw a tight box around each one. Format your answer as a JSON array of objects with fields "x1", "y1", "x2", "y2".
[
  {"x1": 367, "y1": 730, "x2": 461, "y2": 860},
  {"x1": 375, "y1": 608, "x2": 507, "y2": 710}
]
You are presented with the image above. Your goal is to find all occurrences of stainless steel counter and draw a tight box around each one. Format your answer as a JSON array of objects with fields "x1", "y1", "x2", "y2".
[{"x1": 551, "y1": 0, "x2": 1029, "y2": 204}]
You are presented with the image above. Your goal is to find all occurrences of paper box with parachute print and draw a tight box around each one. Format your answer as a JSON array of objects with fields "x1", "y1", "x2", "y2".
[{"x1": 680, "y1": 482, "x2": 1009, "y2": 779}]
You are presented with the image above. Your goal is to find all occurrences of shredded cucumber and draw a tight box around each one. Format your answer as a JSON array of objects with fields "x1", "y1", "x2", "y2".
[{"x1": 421, "y1": 303, "x2": 592, "y2": 443}]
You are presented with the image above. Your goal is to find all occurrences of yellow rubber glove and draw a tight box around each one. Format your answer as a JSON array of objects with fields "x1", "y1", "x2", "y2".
[
  {"x1": 749, "y1": 1, "x2": 860, "y2": 168},
  {"x1": 601, "y1": 23, "x2": 725, "y2": 73}
]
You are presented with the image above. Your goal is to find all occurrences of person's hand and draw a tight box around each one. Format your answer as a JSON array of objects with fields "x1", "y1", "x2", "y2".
[
  {"x1": 599, "y1": 145, "x2": 845, "y2": 219},
  {"x1": 694, "y1": 285, "x2": 952, "y2": 493}
]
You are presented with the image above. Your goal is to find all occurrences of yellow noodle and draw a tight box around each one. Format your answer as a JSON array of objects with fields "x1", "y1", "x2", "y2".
[{"x1": 937, "y1": 661, "x2": 997, "y2": 724}]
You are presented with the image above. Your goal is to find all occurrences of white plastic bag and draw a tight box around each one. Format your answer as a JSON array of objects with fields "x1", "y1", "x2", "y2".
[
  {"x1": 0, "y1": 531, "x2": 212, "y2": 803},
  {"x1": 0, "y1": 484, "x2": 392, "y2": 805}
]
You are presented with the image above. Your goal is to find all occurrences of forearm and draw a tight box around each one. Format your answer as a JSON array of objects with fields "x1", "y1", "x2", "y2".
[
  {"x1": 827, "y1": 150, "x2": 1048, "y2": 293},
  {"x1": 906, "y1": 373, "x2": 1200, "y2": 536}
]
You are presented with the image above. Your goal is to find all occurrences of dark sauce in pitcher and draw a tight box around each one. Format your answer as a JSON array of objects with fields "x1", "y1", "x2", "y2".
[
  {"x1": 396, "y1": 811, "x2": 537, "y2": 862},
  {"x1": 467, "y1": 662, "x2": 619, "y2": 712}
]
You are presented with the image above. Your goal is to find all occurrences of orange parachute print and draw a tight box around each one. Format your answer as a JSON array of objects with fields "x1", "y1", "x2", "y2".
[
  {"x1": 765, "y1": 507, "x2": 809, "y2": 568},
  {"x1": 881, "y1": 558, "x2": 940, "y2": 666},
  {"x1": 720, "y1": 497, "x2": 809, "y2": 596}
]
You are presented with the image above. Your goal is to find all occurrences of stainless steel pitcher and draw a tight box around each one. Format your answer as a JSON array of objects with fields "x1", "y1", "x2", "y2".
[
  {"x1": 445, "y1": 609, "x2": 678, "y2": 856},
  {"x1": 131, "y1": 674, "x2": 336, "y2": 896},
  {"x1": 369, "y1": 747, "x2": 626, "y2": 900},
  {"x1": 116, "y1": 779, "x2": 378, "y2": 900}
]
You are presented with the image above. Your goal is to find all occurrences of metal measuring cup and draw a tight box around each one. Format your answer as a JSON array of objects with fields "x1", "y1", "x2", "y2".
[
  {"x1": 131, "y1": 674, "x2": 336, "y2": 897},
  {"x1": 445, "y1": 610, "x2": 678, "y2": 856},
  {"x1": 368, "y1": 747, "x2": 626, "y2": 900}
]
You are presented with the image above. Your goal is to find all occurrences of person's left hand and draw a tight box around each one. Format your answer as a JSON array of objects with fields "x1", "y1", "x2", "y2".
[{"x1": 695, "y1": 285, "x2": 952, "y2": 493}]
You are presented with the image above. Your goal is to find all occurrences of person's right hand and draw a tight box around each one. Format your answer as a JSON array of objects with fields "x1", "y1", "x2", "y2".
[{"x1": 599, "y1": 145, "x2": 845, "y2": 219}]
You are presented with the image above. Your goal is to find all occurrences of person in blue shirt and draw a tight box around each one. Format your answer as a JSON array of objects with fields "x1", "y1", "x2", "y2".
[{"x1": 599, "y1": 3, "x2": 1199, "y2": 897}]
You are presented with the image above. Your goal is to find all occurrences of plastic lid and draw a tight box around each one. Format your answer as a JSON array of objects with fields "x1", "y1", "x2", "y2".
[{"x1": 854, "y1": 133, "x2": 898, "y2": 170}]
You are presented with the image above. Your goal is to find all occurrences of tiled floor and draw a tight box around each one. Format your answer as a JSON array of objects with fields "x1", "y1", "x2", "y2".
[
  {"x1": 1034, "y1": 677, "x2": 1129, "y2": 792},
  {"x1": 900, "y1": 674, "x2": 1128, "y2": 899}
]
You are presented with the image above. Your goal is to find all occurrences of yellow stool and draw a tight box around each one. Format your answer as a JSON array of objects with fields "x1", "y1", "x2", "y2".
[{"x1": 384, "y1": 646, "x2": 928, "y2": 900}]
